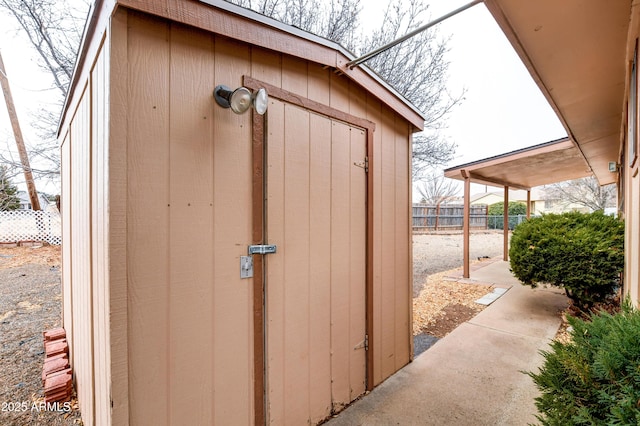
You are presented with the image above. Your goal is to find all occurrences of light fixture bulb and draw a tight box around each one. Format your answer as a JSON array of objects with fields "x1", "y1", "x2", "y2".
[
  {"x1": 253, "y1": 88, "x2": 268, "y2": 115},
  {"x1": 214, "y1": 85, "x2": 269, "y2": 115},
  {"x1": 230, "y1": 87, "x2": 252, "y2": 114}
]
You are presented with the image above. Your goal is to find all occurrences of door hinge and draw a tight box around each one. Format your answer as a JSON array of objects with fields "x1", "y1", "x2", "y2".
[
  {"x1": 354, "y1": 156, "x2": 369, "y2": 173},
  {"x1": 354, "y1": 334, "x2": 369, "y2": 351}
]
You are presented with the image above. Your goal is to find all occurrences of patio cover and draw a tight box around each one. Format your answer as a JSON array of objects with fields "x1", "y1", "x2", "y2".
[{"x1": 444, "y1": 137, "x2": 594, "y2": 277}]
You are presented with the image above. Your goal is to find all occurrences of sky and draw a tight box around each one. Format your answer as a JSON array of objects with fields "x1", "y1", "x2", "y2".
[{"x1": 0, "y1": 0, "x2": 567, "y2": 198}]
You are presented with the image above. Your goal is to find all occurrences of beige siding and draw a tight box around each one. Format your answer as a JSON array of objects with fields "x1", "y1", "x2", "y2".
[
  {"x1": 62, "y1": 37, "x2": 112, "y2": 426},
  {"x1": 108, "y1": 10, "x2": 129, "y2": 425},
  {"x1": 61, "y1": 133, "x2": 72, "y2": 362},
  {"x1": 91, "y1": 40, "x2": 111, "y2": 425},
  {"x1": 70, "y1": 84, "x2": 94, "y2": 425}
]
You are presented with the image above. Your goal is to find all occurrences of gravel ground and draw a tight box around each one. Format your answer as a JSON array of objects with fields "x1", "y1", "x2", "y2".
[
  {"x1": 413, "y1": 231, "x2": 509, "y2": 297},
  {"x1": 0, "y1": 246, "x2": 81, "y2": 426}
]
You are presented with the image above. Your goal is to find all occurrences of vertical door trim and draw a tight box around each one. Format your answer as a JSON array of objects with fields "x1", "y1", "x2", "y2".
[
  {"x1": 251, "y1": 109, "x2": 266, "y2": 426},
  {"x1": 245, "y1": 75, "x2": 376, "y2": 425}
]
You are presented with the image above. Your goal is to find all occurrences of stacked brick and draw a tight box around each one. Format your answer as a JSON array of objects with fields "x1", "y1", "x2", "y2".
[{"x1": 42, "y1": 327, "x2": 73, "y2": 403}]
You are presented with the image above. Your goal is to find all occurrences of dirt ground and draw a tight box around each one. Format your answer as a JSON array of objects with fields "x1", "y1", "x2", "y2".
[
  {"x1": 0, "y1": 245, "x2": 82, "y2": 426},
  {"x1": 0, "y1": 232, "x2": 508, "y2": 424}
]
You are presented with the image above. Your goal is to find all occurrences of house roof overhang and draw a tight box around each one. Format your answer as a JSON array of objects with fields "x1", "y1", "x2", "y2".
[
  {"x1": 444, "y1": 137, "x2": 593, "y2": 190},
  {"x1": 483, "y1": 0, "x2": 631, "y2": 185}
]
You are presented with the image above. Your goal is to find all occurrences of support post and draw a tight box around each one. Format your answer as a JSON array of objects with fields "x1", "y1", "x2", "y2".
[
  {"x1": 503, "y1": 186, "x2": 509, "y2": 261},
  {"x1": 463, "y1": 172, "x2": 470, "y2": 278},
  {"x1": 526, "y1": 190, "x2": 531, "y2": 219}
]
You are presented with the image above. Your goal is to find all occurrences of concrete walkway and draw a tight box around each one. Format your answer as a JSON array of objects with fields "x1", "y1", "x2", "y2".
[{"x1": 327, "y1": 261, "x2": 569, "y2": 426}]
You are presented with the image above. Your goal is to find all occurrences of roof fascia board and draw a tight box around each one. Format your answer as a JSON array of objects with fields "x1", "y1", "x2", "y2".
[{"x1": 444, "y1": 137, "x2": 572, "y2": 174}]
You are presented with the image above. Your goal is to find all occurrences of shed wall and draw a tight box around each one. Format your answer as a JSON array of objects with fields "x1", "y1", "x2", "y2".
[{"x1": 62, "y1": 8, "x2": 412, "y2": 425}]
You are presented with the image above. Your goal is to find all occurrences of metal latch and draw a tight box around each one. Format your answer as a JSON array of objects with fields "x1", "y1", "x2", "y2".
[{"x1": 248, "y1": 244, "x2": 277, "y2": 255}]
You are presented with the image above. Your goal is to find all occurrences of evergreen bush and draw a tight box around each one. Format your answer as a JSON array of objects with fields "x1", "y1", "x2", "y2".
[
  {"x1": 529, "y1": 301, "x2": 640, "y2": 425},
  {"x1": 509, "y1": 211, "x2": 624, "y2": 309},
  {"x1": 487, "y1": 201, "x2": 527, "y2": 216}
]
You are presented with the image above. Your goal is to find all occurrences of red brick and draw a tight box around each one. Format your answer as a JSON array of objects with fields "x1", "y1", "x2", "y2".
[
  {"x1": 42, "y1": 358, "x2": 69, "y2": 382},
  {"x1": 44, "y1": 340, "x2": 68, "y2": 357},
  {"x1": 46, "y1": 368, "x2": 71, "y2": 380},
  {"x1": 44, "y1": 352, "x2": 68, "y2": 362},
  {"x1": 44, "y1": 390, "x2": 71, "y2": 404},
  {"x1": 43, "y1": 328, "x2": 66, "y2": 341},
  {"x1": 44, "y1": 373, "x2": 72, "y2": 393}
]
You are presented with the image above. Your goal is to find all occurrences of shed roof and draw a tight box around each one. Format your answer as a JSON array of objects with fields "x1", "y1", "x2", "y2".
[
  {"x1": 59, "y1": 0, "x2": 426, "y2": 134},
  {"x1": 483, "y1": 0, "x2": 630, "y2": 185},
  {"x1": 444, "y1": 137, "x2": 593, "y2": 190}
]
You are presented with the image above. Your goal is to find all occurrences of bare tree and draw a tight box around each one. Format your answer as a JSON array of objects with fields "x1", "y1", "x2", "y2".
[
  {"x1": 361, "y1": 0, "x2": 462, "y2": 179},
  {"x1": 545, "y1": 176, "x2": 616, "y2": 212},
  {"x1": 226, "y1": 0, "x2": 462, "y2": 178},
  {"x1": 0, "y1": 0, "x2": 89, "y2": 183},
  {"x1": 416, "y1": 171, "x2": 460, "y2": 205}
]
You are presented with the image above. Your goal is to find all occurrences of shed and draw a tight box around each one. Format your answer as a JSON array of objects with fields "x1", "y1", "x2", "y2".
[{"x1": 58, "y1": 0, "x2": 422, "y2": 425}]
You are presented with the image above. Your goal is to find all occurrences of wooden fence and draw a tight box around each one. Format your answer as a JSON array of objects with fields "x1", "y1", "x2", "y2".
[
  {"x1": 412, "y1": 204, "x2": 488, "y2": 232},
  {"x1": 412, "y1": 204, "x2": 530, "y2": 232}
]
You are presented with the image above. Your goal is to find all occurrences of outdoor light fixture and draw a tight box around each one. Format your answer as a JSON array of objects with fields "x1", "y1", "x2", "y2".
[{"x1": 213, "y1": 85, "x2": 268, "y2": 115}]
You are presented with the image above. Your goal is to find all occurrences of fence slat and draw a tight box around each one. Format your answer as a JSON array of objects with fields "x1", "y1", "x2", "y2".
[{"x1": 0, "y1": 210, "x2": 62, "y2": 245}]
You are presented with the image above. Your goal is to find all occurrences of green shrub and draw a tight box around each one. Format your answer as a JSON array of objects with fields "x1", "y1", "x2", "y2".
[
  {"x1": 528, "y1": 301, "x2": 640, "y2": 425},
  {"x1": 509, "y1": 211, "x2": 624, "y2": 309},
  {"x1": 488, "y1": 202, "x2": 528, "y2": 230},
  {"x1": 488, "y1": 201, "x2": 527, "y2": 216}
]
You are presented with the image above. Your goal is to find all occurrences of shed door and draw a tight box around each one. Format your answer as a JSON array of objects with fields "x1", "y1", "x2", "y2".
[{"x1": 264, "y1": 100, "x2": 367, "y2": 424}]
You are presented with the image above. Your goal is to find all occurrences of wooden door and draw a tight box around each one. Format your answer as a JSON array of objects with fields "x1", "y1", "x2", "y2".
[{"x1": 264, "y1": 100, "x2": 367, "y2": 424}]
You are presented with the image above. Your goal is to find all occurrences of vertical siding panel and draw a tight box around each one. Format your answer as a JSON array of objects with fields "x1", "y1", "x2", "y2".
[
  {"x1": 266, "y1": 99, "x2": 286, "y2": 423},
  {"x1": 394, "y1": 120, "x2": 411, "y2": 368},
  {"x1": 365, "y1": 97, "x2": 384, "y2": 386},
  {"x1": 348, "y1": 126, "x2": 367, "y2": 399},
  {"x1": 71, "y1": 86, "x2": 94, "y2": 425},
  {"x1": 108, "y1": 10, "x2": 130, "y2": 424},
  {"x1": 212, "y1": 36, "x2": 254, "y2": 425},
  {"x1": 329, "y1": 72, "x2": 349, "y2": 112},
  {"x1": 61, "y1": 133, "x2": 73, "y2": 366},
  {"x1": 379, "y1": 109, "x2": 397, "y2": 380},
  {"x1": 281, "y1": 52, "x2": 312, "y2": 423},
  {"x1": 330, "y1": 121, "x2": 352, "y2": 409},
  {"x1": 91, "y1": 42, "x2": 111, "y2": 424},
  {"x1": 283, "y1": 104, "x2": 311, "y2": 422},
  {"x1": 281, "y1": 55, "x2": 307, "y2": 96},
  {"x1": 308, "y1": 113, "x2": 333, "y2": 423},
  {"x1": 126, "y1": 14, "x2": 171, "y2": 425},
  {"x1": 251, "y1": 47, "x2": 282, "y2": 88},
  {"x1": 307, "y1": 63, "x2": 330, "y2": 105},
  {"x1": 308, "y1": 64, "x2": 333, "y2": 422},
  {"x1": 168, "y1": 24, "x2": 215, "y2": 425}
]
